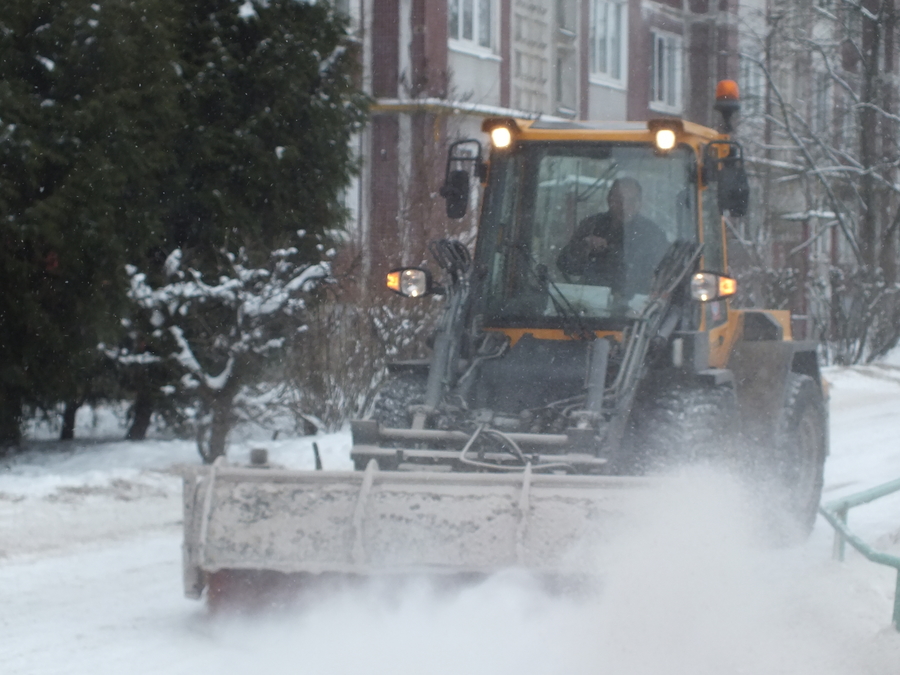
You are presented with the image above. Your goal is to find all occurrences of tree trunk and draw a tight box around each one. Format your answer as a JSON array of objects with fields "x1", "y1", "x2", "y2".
[
  {"x1": 205, "y1": 404, "x2": 231, "y2": 463},
  {"x1": 198, "y1": 388, "x2": 237, "y2": 464},
  {"x1": 0, "y1": 388, "x2": 22, "y2": 448},
  {"x1": 881, "y1": 0, "x2": 897, "y2": 285},
  {"x1": 60, "y1": 401, "x2": 80, "y2": 440},
  {"x1": 859, "y1": 0, "x2": 881, "y2": 270},
  {"x1": 126, "y1": 391, "x2": 153, "y2": 441}
]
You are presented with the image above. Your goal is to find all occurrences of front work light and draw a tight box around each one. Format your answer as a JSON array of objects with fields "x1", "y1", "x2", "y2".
[
  {"x1": 482, "y1": 117, "x2": 520, "y2": 149},
  {"x1": 386, "y1": 268, "x2": 433, "y2": 298},
  {"x1": 655, "y1": 129, "x2": 677, "y2": 151},
  {"x1": 647, "y1": 119, "x2": 683, "y2": 153},
  {"x1": 690, "y1": 272, "x2": 737, "y2": 302},
  {"x1": 490, "y1": 126, "x2": 512, "y2": 149}
]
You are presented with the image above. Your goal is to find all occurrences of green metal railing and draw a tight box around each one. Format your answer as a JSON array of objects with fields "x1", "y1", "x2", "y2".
[{"x1": 818, "y1": 477, "x2": 900, "y2": 631}]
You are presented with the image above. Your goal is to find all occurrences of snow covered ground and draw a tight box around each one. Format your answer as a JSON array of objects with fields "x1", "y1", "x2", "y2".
[{"x1": 1, "y1": 365, "x2": 899, "y2": 674}]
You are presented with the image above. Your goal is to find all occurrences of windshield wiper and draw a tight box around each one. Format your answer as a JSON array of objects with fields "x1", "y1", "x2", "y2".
[
  {"x1": 512, "y1": 243, "x2": 595, "y2": 341},
  {"x1": 575, "y1": 163, "x2": 618, "y2": 204}
]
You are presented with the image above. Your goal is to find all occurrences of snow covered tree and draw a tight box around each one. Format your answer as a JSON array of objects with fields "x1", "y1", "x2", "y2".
[
  {"x1": 119, "y1": 0, "x2": 369, "y2": 440},
  {"x1": 736, "y1": 0, "x2": 900, "y2": 363},
  {"x1": 0, "y1": 0, "x2": 367, "y2": 443},
  {"x1": 111, "y1": 245, "x2": 329, "y2": 462}
]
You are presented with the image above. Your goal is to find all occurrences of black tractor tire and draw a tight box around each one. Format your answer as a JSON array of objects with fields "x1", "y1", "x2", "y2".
[
  {"x1": 625, "y1": 376, "x2": 740, "y2": 474},
  {"x1": 761, "y1": 373, "x2": 827, "y2": 544},
  {"x1": 366, "y1": 370, "x2": 428, "y2": 429}
]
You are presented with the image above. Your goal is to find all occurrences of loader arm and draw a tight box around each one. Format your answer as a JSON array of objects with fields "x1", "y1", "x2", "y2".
[
  {"x1": 599, "y1": 241, "x2": 704, "y2": 458},
  {"x1": 413, "y1": 240, "x2": 473, "y2": 429}
]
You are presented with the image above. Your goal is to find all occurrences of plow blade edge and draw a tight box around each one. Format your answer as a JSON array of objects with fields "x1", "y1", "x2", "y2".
[{"x1": 183, "y1": 460, "x2": 654, "y2": 599}]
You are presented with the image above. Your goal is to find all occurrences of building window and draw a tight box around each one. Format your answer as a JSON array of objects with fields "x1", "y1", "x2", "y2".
[
  {"x1": 650, "y1": 31, "x2": 682, "y2": 112},
  {"x1": 813, "y1": 72, "x2": 832, "y2": 134},
  {"x1": 590, "y1": 0, "x2": 626, "y2": 85},
  {"x1": 839, "y1": 90, "x2": 856, "y2": 151},
  {"x1": 557, "y1": 0, "x2": 577, "y2": 33},
  {"x1": 556, "y1": 48, "x2": 577, "y2": 114},
  {"x1": 449, "y1": 0, "x2": 493, "y2": 50},
  {"x1": 740, "y1": 54, "x2": 764, "y2": 117}
]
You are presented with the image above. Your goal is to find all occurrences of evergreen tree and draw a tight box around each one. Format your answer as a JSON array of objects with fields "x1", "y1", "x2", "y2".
[
  {"x1": 123, "y1": 0, "x2": 368, "y2": 455},
  {"x1": 0, "y1": 0, "x2": 182, "y2": 442},
  {"x1": 164, "y1": 0, "x2": 367, "y2": 265}
]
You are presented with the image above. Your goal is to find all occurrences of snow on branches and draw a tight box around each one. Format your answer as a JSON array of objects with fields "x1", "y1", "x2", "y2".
[
  {"x1": 103, "y1": 243, "x2": 330, "y2": 461},
  {"x1": 117, "y1": 246, "x2": 329, "y2": 393}
]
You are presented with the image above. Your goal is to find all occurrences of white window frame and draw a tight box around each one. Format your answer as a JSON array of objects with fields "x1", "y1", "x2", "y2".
[
  {"x1": 589, "y1": 0, "x2": 628, "y2": 89},
  {"x1": 650, "y1": 30, "x2": 683, "y2": 114},
  {"x1": 448, "y1": 0, "x2": 497, "y2": 57}
]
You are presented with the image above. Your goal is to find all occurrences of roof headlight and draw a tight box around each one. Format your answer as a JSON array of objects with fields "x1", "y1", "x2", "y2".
[
  {"x1": 482, "y1": 117, "x2": 520, "y2": 150},
  {"x1": 648, "y1": 119, "x2": 684, "y2": 153},
  {"x1": 655, "y1": 129, "x2": 677, "y2": 151},
  {"x1": 490, "y1": 126, "x2": 512, "y2": 149}
]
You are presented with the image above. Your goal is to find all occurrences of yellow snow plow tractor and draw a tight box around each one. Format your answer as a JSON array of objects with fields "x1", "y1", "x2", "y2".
[{"x1": 182, "y1": 82, "x2": 828, "y2": 604}]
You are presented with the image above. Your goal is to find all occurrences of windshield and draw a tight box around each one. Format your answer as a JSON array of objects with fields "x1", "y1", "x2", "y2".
[{"x1": 475, "y1": 142, "x2": 697, "y2": 327}]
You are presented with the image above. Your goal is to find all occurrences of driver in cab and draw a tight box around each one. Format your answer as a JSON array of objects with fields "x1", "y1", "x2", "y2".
[{"x1": 556, "y1": 177, "x2": 669, "y2": 295}]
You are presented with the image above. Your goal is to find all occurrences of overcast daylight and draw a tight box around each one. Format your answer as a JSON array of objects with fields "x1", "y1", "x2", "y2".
[{"x1": 1, "y1": 1, "x2": 900, "y2": 673}]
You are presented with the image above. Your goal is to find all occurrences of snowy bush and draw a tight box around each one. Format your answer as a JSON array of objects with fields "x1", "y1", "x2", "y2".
[{"x1": 106, "y1": 244, "x2": 329, "y2": 462}]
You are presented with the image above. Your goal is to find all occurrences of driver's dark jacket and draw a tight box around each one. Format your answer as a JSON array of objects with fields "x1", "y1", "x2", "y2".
[{"x1": 556, "y1": 211, "x2": 669, "y2": 295}]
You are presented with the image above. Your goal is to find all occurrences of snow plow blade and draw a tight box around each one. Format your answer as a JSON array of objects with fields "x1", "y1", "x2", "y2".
[{"x1": 182, "y1": 459, "x2": 654, "y2": 600}]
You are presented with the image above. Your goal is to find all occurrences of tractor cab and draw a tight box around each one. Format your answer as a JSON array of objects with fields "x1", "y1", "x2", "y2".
[
  {"x1": 402, "y1": 105, "x2": 750, "y2": 347},
  {"x1": 477, "y1": 122, "x2": 706, "y2": 331}
]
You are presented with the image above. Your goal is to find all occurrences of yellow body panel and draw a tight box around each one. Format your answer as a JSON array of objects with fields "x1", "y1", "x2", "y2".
[
  {"x1": 765, "y1": 310, "x2": 794, "y2": 340},
  {"x1": 712, "y1": 309, "x2": 795, "y2": 369},
  {"x1": 708, "y1": 307, "x2": 742, "y2": 368},
  {"x1": 485, "y1": 327, "x2": 622, "y2": 348},
  {"x1": 495, "y1": 117, "x2": 725, "y2": 150}
]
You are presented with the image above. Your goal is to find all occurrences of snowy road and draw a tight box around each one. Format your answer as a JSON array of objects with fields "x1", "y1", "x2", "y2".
[{"x1": 2, "y1": 367, "x2": 900, "y2": 674}]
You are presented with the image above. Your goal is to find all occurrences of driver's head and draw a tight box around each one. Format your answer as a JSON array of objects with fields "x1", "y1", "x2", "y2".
[{"x1": 608, "y1": 178, "x2": 642, "y2": 223}]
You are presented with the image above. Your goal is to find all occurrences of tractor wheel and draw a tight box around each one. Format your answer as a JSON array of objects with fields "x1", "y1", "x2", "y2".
[
  {"x1": 366, "y1": 370, "x2": 428, "y2": 429},
  {"x1": 626, "y1": 377, "x2": 740, "y2": 473},
  {"x1": 763, "y1": 373, "x2": 827, "y2": 544}
]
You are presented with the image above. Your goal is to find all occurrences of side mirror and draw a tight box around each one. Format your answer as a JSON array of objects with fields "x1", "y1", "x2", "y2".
[
  {"x1": 703, "y1": 141, "x2": 749, "y2": 217},
  {"x1": 718, "y1": 161, "x2": 749, "y2": 217},
  {"x1": 440, "y1": 170, "x2": 470, "y2": 219},
  {"x1": 440, "y1": 139, "x2": 484, "y2": 219}
]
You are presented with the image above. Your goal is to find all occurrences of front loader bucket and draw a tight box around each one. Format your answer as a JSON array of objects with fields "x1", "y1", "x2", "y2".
[{"x1": 183, "y1": 459, "x2": 655, "y2": 601}]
